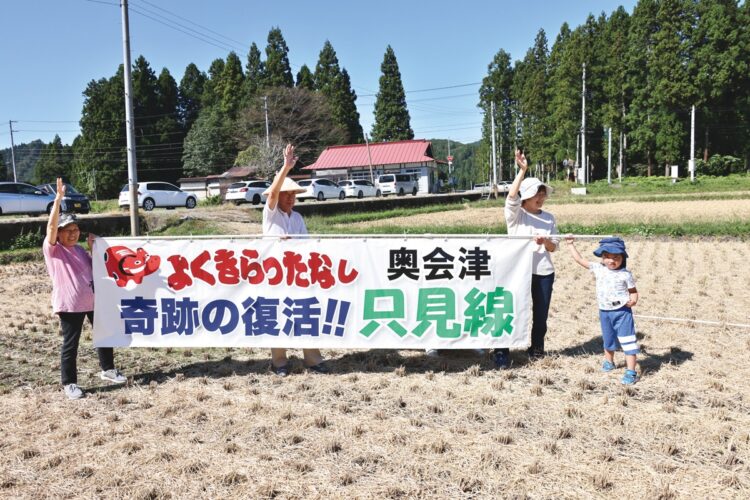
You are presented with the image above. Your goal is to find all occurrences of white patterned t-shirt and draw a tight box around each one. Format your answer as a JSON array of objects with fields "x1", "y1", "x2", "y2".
[{"x1": 589, "y1": 263, "x2": 636, "y2": 311}]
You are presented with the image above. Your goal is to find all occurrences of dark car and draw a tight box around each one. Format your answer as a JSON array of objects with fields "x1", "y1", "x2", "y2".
[{"x1": 37, "y1": 183, "x2": 91, "y2": 214}]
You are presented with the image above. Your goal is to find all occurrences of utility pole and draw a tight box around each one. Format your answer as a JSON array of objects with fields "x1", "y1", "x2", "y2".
[
  {"x1": 490, "y1": 101, "x2": 497, "y2": 196},
  {"x1": 263, "y1": 96, "x2": 270, "y2": 148},
  {"x1": 121, "y1": 0, "x2": 139, "y2": 236},
  {"x1": 363, "y1": 132, "x2": 375, "y2": 184},
  {"x1": 690, "y1": 105, "x2": 696, "y2": 183},
  {"x1": 581, "y1": 62, "x2": 587, "y2": 185},
  {"x1": 618, "y1": 131, "x2": 623, "y2": 183},
  {"x1": 8, "y1": 120, "x2": 17, "y2": 182},
  {"x1": 607, "y1": 126, "x2": 612, "y2": 185}
]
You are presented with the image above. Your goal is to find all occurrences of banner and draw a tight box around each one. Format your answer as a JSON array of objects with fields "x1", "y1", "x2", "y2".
[{"x1": 92, "y1": 237, "x2": 533, "y2": 349}]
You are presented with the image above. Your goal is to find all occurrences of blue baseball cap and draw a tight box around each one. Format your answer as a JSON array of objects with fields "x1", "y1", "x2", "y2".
[{"x1": 593, "y1": 237, "x2": 628, "y2": 257}]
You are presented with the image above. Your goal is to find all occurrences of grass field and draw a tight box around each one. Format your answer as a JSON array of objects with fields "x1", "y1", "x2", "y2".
[{"x1": 1, "y1": 183, "x2": 749, "y2": 498}]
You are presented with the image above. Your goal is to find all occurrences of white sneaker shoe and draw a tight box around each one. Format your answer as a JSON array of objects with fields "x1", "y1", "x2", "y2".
[
  {"x1": 64, "y1": 383, "x2": 84, "y2": 400},
  {"x1": 425, "y1": 349, "x2": 440, "y2": 358},
  {"x1": 100, "y1": 369, "x2": 127, "y2": 384}
]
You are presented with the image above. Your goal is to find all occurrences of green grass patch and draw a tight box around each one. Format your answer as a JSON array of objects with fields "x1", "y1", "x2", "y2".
[
  {"x1": 147, "y1": 218, "x2": 218, "y2": 237},
  {"x1": 90, "y1": 199, "x2": 120, "y2": 213},
  {"x1": 305, "y1": 203, "x2": 467, "y2": 228}
]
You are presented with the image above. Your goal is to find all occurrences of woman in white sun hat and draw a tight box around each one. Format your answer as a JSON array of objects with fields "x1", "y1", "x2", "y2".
[
  {"x1": 493, "y1": 150, "x2": 559, "y2": 369},
  {"x1": 262, "y1": 144, "x2": 329, "y2": 377}
]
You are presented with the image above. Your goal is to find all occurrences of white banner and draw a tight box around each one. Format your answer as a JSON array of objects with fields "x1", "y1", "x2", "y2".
[{"x1": 92, "y1": 237, "x2": 533, "y2": 349}]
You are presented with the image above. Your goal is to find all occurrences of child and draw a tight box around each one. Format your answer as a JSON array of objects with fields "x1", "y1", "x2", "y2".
[
  {"x1": 566, "y1": 236, "x2": 639, "y2": 385},
  {"x1": 44, "y1": 178, "x2": 127, "y2": 399}
]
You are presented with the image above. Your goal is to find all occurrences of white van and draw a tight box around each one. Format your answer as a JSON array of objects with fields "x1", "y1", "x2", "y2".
[{"x1": 376, "y1": 173, "x2": 418, "y2": 196}]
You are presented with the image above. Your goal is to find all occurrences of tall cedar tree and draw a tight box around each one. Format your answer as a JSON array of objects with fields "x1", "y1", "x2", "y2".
[
  {"x1": 178, "y1": 63, "x2": 206, "y2": 133},
  {"x1": 154, "y1": 68, "x2": 183, "y2": 181},
  {"x1": 202, "y1": 58, "x2": 225, "y2": 109},
  {"x1": 220, "y1": 52, "x2": 245, "y2": 119},
  {"x1": 34, "y1": 135, "x2": 72, "y2": 184},
  {"x1": 479, "y1": 49, "x2": 514, "y2": 181},
  {"x1": 263, "y1": 27, "x2": 294, "y2": 88},
  {"x1": 513, "y1": 30, "x2": 549, "y2": 169},
  {"x1": 182, "y1": 107, "x2": 236, "y2": 177},
  {"x1": 626, "y1": 0, "x2": 659, "y2": 175},
  {"x1": 74, "y1": 66, "x2": 126, "y2": 198},
  {"x1": 244, "y1": 42, "x2": 265, "y2": 102},
  {"x1": 313, "y1": 41, "x2": 364, "y2": 144},
  {"x1": 544, "y1": 23, "x2": 579, "y2": 167},
  {"x1": 371, "y1": 46, "x2": 413, "y2": 142},
  {"x1": 296, "y1": 65, "x2": 315, "y2": 90}
]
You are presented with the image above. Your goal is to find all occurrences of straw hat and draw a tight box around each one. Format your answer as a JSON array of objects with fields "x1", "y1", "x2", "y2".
[{"x1": 262, "y1": 177, "x2": 306, "y2": 196}]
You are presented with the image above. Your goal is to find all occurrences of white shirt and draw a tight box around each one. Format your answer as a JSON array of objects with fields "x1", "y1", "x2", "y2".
[
  {"x1": 504, "y1": 195, "x2": 559, "y2": 275},
  {"x1": 589, "y1": 263, "x2": 636, "y2": 310},
  {"x1": 263, "y1": 203, "x2": 308, "y2": 237}
]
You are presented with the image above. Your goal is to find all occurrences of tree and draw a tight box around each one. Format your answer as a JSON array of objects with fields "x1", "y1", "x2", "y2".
[
  {"x1": 181, "y1": 108, "x2": 236, "y2": 177},
  {"x1": 178, "y1": 63, "x2": 206, "y2": 134},
  {"x1": 244, "y1": 42, "x2": 265, "y2": 101},
  {"x1": 314, "y1": 41, "x2": 363, "y2": 144},
  {"x1": 544, "y1": 23, "x2": 579, "y2": 171},
  {"x1": 263, "y1": 27, "x2": 294, "y2": 88},
  {"x1": 34, "y1": 135, "x2": 71, "y2": 184},
  {"x1": 296, "y1": 64, "x2": 314, "y2": 90},
  {"x1": 153, "y1": 68, "x2": 183, "y2": 182},
  {"x1": 202, "y1": 58, "x2": 225, "y2": 109},
  {"x1": 371, "y1": 45, "x2": 413, "y2": 142},
  {"x1": 235, "y1": 87, "x2": 346, "y2": 167},
  {"x1": 513, "y1": 30, "x2": 549, "y2": 166},
  {"x1": 479, "y1": 48, "x2": 514, "y2": 181},
  {"x1": 220, "y1": 52, "x2": 245, "y2": 119},
  {"x1": 74, "y1": 66, "x2": 127, "y2": 198}
]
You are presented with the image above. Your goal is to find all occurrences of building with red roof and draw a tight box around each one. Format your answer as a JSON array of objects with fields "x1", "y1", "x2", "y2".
[{"x1": 304, "y1": 139, "x2": 441, "y2": 194}]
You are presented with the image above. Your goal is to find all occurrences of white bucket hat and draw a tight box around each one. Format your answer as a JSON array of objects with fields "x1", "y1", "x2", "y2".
[
  {"x1": 262, "y1": 177, "x2": 306, "y2": 196},
  {"x1": 519, "y1": 177, "x2": 553, "y2": 201}
]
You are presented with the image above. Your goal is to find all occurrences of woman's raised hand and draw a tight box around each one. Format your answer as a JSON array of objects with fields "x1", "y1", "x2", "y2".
[
  {"x1": 283, "y1": 144, "x2": 297, "y2": 170},
  {"x1": 515, "y1": 149, "x2": 528, "y2": 170}
]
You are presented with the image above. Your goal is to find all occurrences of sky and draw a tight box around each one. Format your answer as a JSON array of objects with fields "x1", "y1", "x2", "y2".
[{"x1": 0, "y1": 0, "x2": 638, "y2": 154}]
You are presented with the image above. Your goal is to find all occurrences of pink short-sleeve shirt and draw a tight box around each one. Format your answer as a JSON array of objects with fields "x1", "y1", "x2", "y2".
[{"x1": 42, "y1": 240, "x2": 95, "y2": 313}]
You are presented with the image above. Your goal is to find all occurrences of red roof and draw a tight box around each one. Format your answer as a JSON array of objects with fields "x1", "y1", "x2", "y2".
[{"x1": 305, "y1": 139, "x2": 435, "y2": 170}]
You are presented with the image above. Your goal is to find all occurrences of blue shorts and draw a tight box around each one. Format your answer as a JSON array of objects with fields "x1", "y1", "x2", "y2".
[{"x1": 599, "y1": 307, "x2": 639, "y2": 355}]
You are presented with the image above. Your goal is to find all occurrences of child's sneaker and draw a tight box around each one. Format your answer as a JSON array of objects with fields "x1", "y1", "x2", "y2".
[
  {"x1": 100, "y1": 369, "x2": 127, "y2": 384},
  {"x1": 492, "y1": 350, "x2": 510, "y2": 370},
  {"x1": 601, "y1": 360, "x2": 616, "y2": 372},
  {"x1": 64, "y1": 383, "x2": 84, "y2": 400},
  {"x1": 621, "y1": 369, "x2": 638, "y2": 385}
]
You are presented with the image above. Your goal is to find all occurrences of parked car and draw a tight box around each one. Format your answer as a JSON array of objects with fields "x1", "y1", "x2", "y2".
[
  {"x1": 296, "y1": 179, "x2": 345, "y2": 201},
  {"x1": 376, "y1": 174, "x2": 418, "y2": 196},
  {"x1": 118, "y1": 181, "x2": 197, "y2": 211},
  {"x1": 36, "y1": 182, "x2": 91, "y2": 214},
  {"x1": 0, "y1": 182, "x2": 56, "y2": 216},
  {"x1": 225, "y1": 180, "x2": 272, "y2": 205},
  {"x1": 339, "y1": 179, "x2": 381, "y2": 199},
  {"x1": 473, "y1": 181, "x2": 511, "y2": 196}
]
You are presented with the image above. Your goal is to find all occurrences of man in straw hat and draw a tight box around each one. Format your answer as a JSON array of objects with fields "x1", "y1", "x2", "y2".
[{"x1": 262, "y1": 144, "x2": 329, "y2": 376}]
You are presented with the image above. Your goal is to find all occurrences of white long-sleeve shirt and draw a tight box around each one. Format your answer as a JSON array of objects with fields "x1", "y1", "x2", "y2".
[{"x1": 504, "y1": 194, "x2": 559, "y2": 275}]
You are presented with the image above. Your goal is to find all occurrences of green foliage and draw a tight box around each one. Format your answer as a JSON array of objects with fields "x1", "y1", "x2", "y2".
[
  {"x1": 296, "y1": 65, "x2": 315, "y2": 90},
  {"x1": 371, "y1": 46, "x2": 413, "y2": 142},
  {"x1": 695, "y1": 155, "x2": 744, "y2": 176},
  {"x1": 178, "y1": 63, "x2": 206, "y2": 131},
  {"x1": 263, "y1": 27, "x2": 294, "y2": 88},
  {"x1": 182, "y1": 108, "x2": 236, "y2": 177},
  {"x1": 243, "y1": 42, "x2": 265, "y2": 101},
  {"x1": 33, "y1": 135, "x2": 72, "y2": 185},
  {"x1": 202, "y1": 194, "x2": 223, "y2": 206},
  {"x1": 0, "y1": 229, "x2": 44, "y2": 251}
]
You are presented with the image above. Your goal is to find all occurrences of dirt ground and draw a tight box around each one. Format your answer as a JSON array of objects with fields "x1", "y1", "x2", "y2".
[{"x1": 1, "y1": 206, "x2": 749, "y2": 498}]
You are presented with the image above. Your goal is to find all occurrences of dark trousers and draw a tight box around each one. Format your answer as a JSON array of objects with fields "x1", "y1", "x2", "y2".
[
  {"x1": 496, "y1": 273, "x2": 555, "y2": 357},
  {"x1": 59, "y1": 311, "x2": 114, "y2": 385}
]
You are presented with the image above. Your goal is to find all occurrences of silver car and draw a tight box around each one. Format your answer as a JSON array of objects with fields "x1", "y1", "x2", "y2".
[
  {"x1": 297, "y1": 179, "x2": 345, "y2": 201},
  {"x1": 339, "y1": 180, "x2": 381, "y2": 198},
  {"x1": 0, "y1": 182, "x2": 56, "y2": 216}
]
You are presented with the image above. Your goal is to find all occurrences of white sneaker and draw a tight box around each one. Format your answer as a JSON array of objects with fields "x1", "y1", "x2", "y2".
[
  {"x1": 100, "y1": 369, "x2": 127, "y2": 384},
  {"x1": 64, "y1": 383, "x2": 84, "y2": 400},
  {"x1": 425, "y1": 349, "x2": 440, "y2": 358}
]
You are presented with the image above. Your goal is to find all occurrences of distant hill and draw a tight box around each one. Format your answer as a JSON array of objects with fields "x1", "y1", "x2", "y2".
[
  {"x1": 0, "y1": 140, "x2": 45, "y2": 182},
  {"x1": 428, "y1": 138, "x2": 482, "y2": 188}
]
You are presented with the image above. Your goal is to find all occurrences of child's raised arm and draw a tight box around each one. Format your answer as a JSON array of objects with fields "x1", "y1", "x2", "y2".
[{"x1": 565, "y1": 235, "x2": 590, "y2": 269}]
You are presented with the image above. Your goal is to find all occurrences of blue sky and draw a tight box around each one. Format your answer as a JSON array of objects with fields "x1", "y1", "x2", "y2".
[{"x1": 0, "y1": 0, "x2": 637, "y2": 153}]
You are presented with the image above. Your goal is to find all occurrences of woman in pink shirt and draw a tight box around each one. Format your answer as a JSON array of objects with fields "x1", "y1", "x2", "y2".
[{"x1": 44, "y1": 178, "x2": 127, "y2": 400}]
